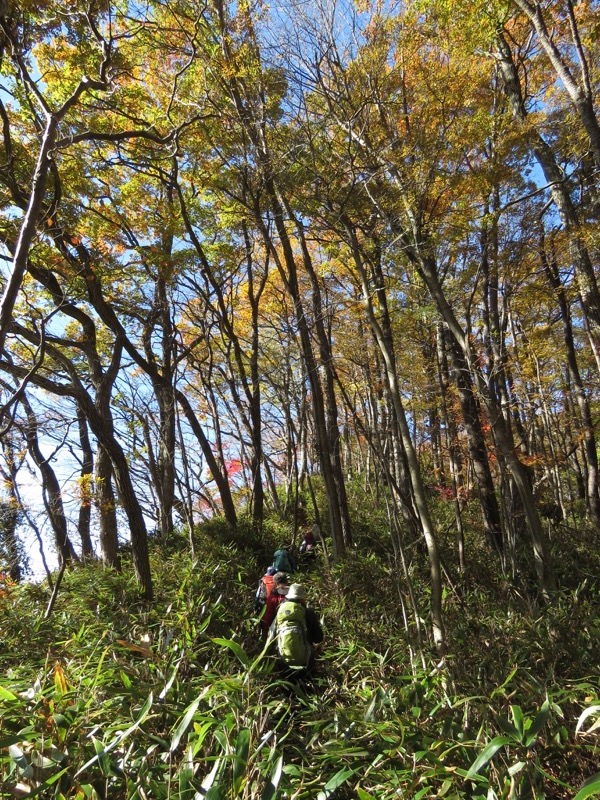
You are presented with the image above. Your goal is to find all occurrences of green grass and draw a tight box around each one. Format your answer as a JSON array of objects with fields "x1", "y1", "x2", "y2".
[{"x1": 1, "y1": 521, "x2": 599, "y2": 799}]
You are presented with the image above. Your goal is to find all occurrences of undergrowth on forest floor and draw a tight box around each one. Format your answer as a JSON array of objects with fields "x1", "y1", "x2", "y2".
[{"x1": 1, "y1": 521, "x2": 599, "y2": 799}]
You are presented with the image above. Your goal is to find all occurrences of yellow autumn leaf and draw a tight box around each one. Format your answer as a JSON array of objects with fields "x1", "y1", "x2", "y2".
[
  {"x1": 116, "y1": 639, "x2": 152, "y2": 657},
  {"x1": 54, "y1": 663, "x2": 67, "y2": 695}
]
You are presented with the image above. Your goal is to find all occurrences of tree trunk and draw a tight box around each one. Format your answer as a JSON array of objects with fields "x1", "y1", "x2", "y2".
[
  {"x1": 511, "y1": 0, "x2": 600, "y2": 171},
  {"x1": 0, "y1": 116, "x2": 57, "y2": 351},
  {"x1": 292, "y1": 210, "x2": 352, "y2": 548},
  {"x1": 76, "y1": 404, "x2": 95, "y2": 558},
  {"x1": 444, "y1": 333, "x2": 504, "y2": 557},
  {"x1": 436, "y1": 323, "x2": 466, "y2": 573},
  {"x1": 495, "y1": 30, "x2": 600, "y2": 373},
  {"x1": 344, "y1": 220, "x2": 445, "y2": 653},
  {"x1": 21, "y1": 393, "x2": 78, "y2": 565},
  {"x1": 541, "y1": 233, "x2": 600, "y2": 526},
  {"x1": 255, "y1": 196, "x2": 348, "y2": 559},
  {"x1": 95, "y1": 444, "x2": 120, "y2": 569},
  {"x1": 175, "y1": 389, "x2": 238, "y2": 528},
  {"x1": 415, "y1": 251, "x2": 554, "y2": 594}
]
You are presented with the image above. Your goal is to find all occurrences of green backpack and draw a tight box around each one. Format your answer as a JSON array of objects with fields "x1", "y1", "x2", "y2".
[
  {"x1": 272, "y1": 600, "x2": 310, "y2": 668},
  {"x1": 272, "y1": 549, "x2": 293, "y2": 573}
]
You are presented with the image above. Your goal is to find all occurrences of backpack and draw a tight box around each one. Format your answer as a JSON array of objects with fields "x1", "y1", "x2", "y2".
[
  {"x1": 272, "y1": 549, "x2": 293, "y2": 573},
  {"x1": 254, "y1": 573, "x2": 275, "y2": 613},
  {"x1": 299, "y1": 540, "x2": 315, "y2": 558},
  {"x1": 271, "y1": 600, "x2": 310, "y2": 668}
]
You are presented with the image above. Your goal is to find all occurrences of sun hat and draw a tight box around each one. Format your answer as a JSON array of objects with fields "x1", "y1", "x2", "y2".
[{"x1": 286, "y1": 583, "x2": 307, "y2": 601}]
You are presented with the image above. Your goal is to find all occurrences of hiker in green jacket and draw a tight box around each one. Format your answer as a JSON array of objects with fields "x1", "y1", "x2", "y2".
[{"x1": 270, "y1": 583, "x2": 323, "y2": 673}]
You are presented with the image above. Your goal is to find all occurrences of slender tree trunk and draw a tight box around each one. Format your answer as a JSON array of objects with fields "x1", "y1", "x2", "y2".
[
  {"x1": 139, "y1": 381, "x2": 176, "y2": 540},
  {"x1": 436, "y1": 323, "x2": 466, "y2": 573},
  {"x1": 82, "y1": 395, "x2": 152, "y2": 598},
  {"x1": 95, "y1": 444, "x2": 120, "y2": 569},
  {"x1": 175, "y1": 407, "x2": 196, "y2": 551},
  {"x1": 344, "y1": 220, "x2": 445, "y2": 652},
  {"x1": 541, "y1": 233, "x2": 600, "y2": 526},
  {"x1": 255, "y1": 199, "x2": 348, "y2": 559},
  {"x1": 76, "y1": 404, "x2": 94, "y2": 558},
  {"x1": 445, "y1": 333, "x2": 504, "y2": 557},
  {"x1": 175, "y1": 389, "x2": 238, "y2": 528},
  {"x1": 0, "y1": 430, "x2": 24, "y2": 582},
  {"x1": 155, "y1": 384, "x2": 176, "y2": 539},
  {"x1": 244, "y1": 224, "x2": 267, "y2": 525},
  {"x1": 370, "y1": 250, "x2": 417, "y2": 525},
  {"x1": 0, "y1": 470, "x2": 22, "y2": 582},
  {"x1": 0, "y1": 116, "x2": 57, "y2": 351},
  {"x1": 21, "y1": 393, "x2": 78, "y2": 565},
  {"x1": 511, "y1": 0, "x2": 600, "y2": 171},
  {"x1": 289, "y1": 211, "x2": 352, "y2": 547},
  {"x1": 97, "y1": 432, "x2": 152, "y2": 598},
  {"x1": 562, "y1": 372, "x2": 586, "y2": 504},
  {"x1": 495, "y1": 30, "x2": 600, "y2": 373}
]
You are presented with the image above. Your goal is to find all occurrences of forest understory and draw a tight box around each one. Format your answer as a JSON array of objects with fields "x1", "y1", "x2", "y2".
[{"x1": 1, "y1": 507, "x2": 599, "y2": 800}]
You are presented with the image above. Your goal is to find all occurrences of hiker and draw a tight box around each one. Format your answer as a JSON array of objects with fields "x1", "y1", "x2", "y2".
[
  {"x1": 260, "y1": 571, "x2": 289, "y2": 637},
  {"x1": 299, "y1": 529, "x2": 316, "y2": 559},
  {"x1": 272, "y1": 546, "x2": 297, "y2": 574},
  {"x1": 270, "y1": 583, "x2": 323, "y2": 674},
  {"x1": 254, "y1": 565, "x2": 277, "y2": 613}
]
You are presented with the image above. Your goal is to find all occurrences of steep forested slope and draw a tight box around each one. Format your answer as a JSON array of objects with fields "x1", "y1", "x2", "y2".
[{"x1": 1, "y1": 517, "x2": 599, "y2": 799}]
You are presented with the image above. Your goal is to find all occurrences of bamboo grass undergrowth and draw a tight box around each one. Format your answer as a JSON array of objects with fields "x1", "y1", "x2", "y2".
[{"x1": 0, "y1": 523, "x2": 599, "y2": 799}]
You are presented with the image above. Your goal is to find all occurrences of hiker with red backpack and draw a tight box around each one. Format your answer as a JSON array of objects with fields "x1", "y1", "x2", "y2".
[
  {"x1": 260, "y1": 571, "x2": 289, "y2": 637},
  {"x1": 269, "y1": 583, "x2": 323, "y2": 674},
  {"x1": 254, "y1": 566, "x2": 277, "y2": 614}
]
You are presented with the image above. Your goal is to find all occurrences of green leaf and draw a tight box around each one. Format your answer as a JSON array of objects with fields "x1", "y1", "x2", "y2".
[
  {"x1": 170, "y1": 695, "x2": 202, "y2": 753},
  {"x1": 75, "y1": 692, "x2": 153, "y2": 777},
  {"x1": 412, "y1": 788, "x2": 432, "y2": 800},
  {"x1": 490, "y1": 667, "x2": 518, "y2": 698},
  {"x1": 159, "y1": 655, "x2": 183, "y2": 701},
  {"x1": 524, "y1": 700, "x2": 550, "y2": 747},
  {"x1": 496, "y1": 716, "x2": 519, "y2": 739},
  {"x1": 211, "y1": 637, "x2": 250, "y2": 667},
  {"x1": 93, "y1": 736, "x2": 111, "y2": 776},
  {"x1": 357, "y1": 789, "x2": 377, "y2": 799},
  {"x1": 574, "y1": 773, "x2": 600, "y2": 800},
  {"x1": 232, "y1": 728, "x2": 251, "y2": 794},
  {"x1": 192, "y1": 720, "x2": 215, "y2": 756},
  {"x1": 0, "y1": 685, "x2": 19, "y2": 702},
  {"x1": 261, "y1": 753, "x2": 284, "y2": 800},
  {"x1": 466, "y1": 736, "x2": 512, "y2": 779},
  {"x1": 511, "y1": 705, "x2": 524, "y2": 739},
  {"x1": 0, "y1": 735, "x2": 29, "y2": 747},
  {"x1": 16, "y1": 767, "x2": 70, "y2": 799},
  {"x1": 317, "y1": 768, "x2": 356, "y2": 799}
]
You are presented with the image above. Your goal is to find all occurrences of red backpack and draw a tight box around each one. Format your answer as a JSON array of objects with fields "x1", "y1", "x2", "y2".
[{"x1": 254, "y1": 573, "x2": 275, "y2": 612}]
